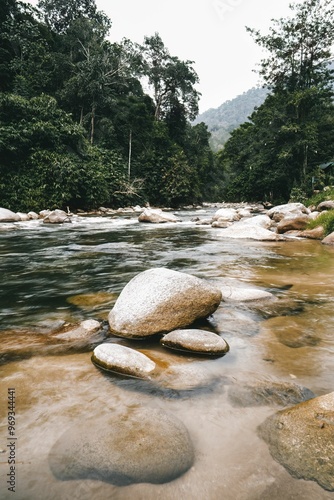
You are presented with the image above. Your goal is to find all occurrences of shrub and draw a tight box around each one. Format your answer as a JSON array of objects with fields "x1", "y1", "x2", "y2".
[{"x1": 307, "y1": 210, "x2": 334, "y2": 236}]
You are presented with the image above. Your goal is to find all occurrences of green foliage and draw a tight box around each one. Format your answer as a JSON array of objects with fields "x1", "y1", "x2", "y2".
[
  {"x1": 217, "y1": 0, "x2": 334, "y2": 203},
  {"x1": 306, "y1": 187, "x2": 334, "y2": 207},
  {"x1": 289, "y1": 187, "x2": 308, "y2": 204},
  {"x1": 307, "y1": 210, "x2": 334, "y2": 236}
]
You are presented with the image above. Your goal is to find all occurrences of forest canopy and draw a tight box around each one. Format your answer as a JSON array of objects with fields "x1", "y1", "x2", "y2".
[{"x1": 1, "y1": 0, "x2": 334, "y2": 211}]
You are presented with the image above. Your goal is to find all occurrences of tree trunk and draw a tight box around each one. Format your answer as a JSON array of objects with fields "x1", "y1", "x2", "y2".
[{"x1": 90, "y1": 104, "x2": 95, "y2": 145}]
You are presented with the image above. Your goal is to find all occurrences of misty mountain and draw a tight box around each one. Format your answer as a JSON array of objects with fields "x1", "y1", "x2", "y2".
[{"x1": 194, "y1": 86, "x2": 269, "y2": 152}]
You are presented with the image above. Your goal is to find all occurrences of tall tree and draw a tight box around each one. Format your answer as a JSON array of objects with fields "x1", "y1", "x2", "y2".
[
  {"x1": 141, "y1": 33, "x2": 200, "y2": 127},
  {"x1": 246, "y1": 0, "x2": 334, "y2": 189}
]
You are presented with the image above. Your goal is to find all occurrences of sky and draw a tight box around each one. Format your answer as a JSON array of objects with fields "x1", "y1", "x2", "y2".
[{"x1": 25, "y1": 0, "x2": 302, "y2": 113}]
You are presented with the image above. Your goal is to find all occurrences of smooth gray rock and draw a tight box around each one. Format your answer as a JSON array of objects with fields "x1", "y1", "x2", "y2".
[
  {"x1": 92, "y1": 343, "x2": 156, "y2": 378},
  {"x1": 317, "y1": 200, "x2": 334, "y2": 211},
  {"x1": 138, "y1": 208, "x2": 180, "y2": 223},
  {"x1": 43, "y1": 209, "x2": 71, "y2": 224},
  {"x1": 108, "y1": 268, "x2": 222, "y2": 338},
  {"x1": 0, "y1": 207, "x2": 20, "y2": 222},
  {"x1": 267, "y1": 203, "x2": 310, "y2": 222},
  {"x1": 258, "y1": 392, "x2": 334, "y2": 491},
  {"x1": 322, "y1": 231, "x2": 334, "y2": 246},
  {"x1": 161, "y1": 329, "x2": 229, "y2": 356},
  {"x1": 49, "y1": 407, "x2": 195, "y2": 485}
]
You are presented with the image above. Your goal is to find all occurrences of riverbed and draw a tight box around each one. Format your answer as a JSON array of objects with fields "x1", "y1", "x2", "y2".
[{"x1": 0, "y1": 208, "x2": 334, "y2": 499}]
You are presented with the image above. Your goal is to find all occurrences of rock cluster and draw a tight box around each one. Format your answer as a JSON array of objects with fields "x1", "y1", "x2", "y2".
[{"x1": 107, "y1": 267, "x2": 222, "y2": 338}]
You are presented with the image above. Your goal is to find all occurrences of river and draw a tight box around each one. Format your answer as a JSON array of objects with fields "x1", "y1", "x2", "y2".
[{"x1": 0, "y1": 208, "x2": 334, "y2": 499}]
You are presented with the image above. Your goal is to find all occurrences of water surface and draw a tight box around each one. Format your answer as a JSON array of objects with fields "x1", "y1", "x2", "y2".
[{"x1": 0, "y1": 210, "x2": 334, "y2": 499}]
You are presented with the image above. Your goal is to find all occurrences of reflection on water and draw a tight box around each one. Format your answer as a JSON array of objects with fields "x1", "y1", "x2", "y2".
[{"x1": 0, "y1": 211, "x2": 334, "y2": 499}]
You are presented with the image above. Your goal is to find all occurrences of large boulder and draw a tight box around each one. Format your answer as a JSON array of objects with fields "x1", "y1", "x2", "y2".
[
  {"x1": 317, "y1": 200, "x2": 334, "y2": 211},
  {"x1": 299, "y1": 226, "x2": 325, "y2": 240},
  {"x1": 217, "y1": 215, "x2": 282, "y2": 241},
  {"x1": 108, "y1": 268, "x2": 222, "y2": 338},
  {"x1": 0, "y1": 207, "x2": 20, "y2": 222},
  {"x1": 322, "y1": 231, "x2": 334, "y2": 246},
  {"x1": 267, "y1": 203, "x2": 310, "y2": 222},
  {"x1": 258, "y1": 392, "x2": 334, "y2": 491},
  {"x1": 49, "y1": 407, "x2": 195, "y2": 485},
  {"x1": 43, "y1": 209, "x2": 71, "y2": 224},
  {"x1": 276, "y1": 214, "x2": 311, "y2": 234},
  {"x1": 212, "y1": 207, "x2": 239, "y2": 222},
  {"x1": 138, "y1": 208, "x2": 180, "y2": 223}
]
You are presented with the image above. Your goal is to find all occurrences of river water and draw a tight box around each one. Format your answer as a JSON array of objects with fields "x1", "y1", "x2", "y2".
[{"x1": 0, "y1": 208, "x2": 334, "y2": 499}]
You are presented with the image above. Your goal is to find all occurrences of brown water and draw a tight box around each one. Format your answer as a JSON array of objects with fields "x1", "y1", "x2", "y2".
[{"x1": 0, "y1": 211, "x2": 334, "y2": 499}]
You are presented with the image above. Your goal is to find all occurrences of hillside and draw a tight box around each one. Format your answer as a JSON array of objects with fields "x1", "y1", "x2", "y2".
[{"x1": 194, "y1": 86, "x2": 269, "y2": 152}]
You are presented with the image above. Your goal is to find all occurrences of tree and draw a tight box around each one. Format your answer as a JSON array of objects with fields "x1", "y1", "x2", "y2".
[
  {"x1": 245, "y1": 0, "x2": 334, "y2": 189},
  {"x1": 37, "y1": 0, "x2": 110, "y2": 35},
  {"x1": 141, "y1": 33, "x2": 200, "y2": 127}
]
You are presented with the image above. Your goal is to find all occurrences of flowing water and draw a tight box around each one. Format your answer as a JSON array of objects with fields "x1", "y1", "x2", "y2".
[{"x1": 0, "y1": 209, "x2": 334, "y2": 499}]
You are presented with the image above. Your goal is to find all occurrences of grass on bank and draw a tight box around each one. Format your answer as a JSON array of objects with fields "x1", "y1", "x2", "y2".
[{"x1": 307, "y1": 210, "x2": 334, "y2": 236}]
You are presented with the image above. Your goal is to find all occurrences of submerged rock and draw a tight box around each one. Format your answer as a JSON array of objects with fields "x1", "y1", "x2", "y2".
[
  {"x1": 55, "y1": 319, "x2": 101, "y2": 340},
  {"x1": 219, "y1": 284, "x2": 276, "y2": 303},
  {"x1": 161, "y1": 329, "x2": 229, "y2": 356},
  {"x1": 92, "y1": 343, "x2": 156, "y2": 378},
  {"x1": 49, "y1": 406, "x2": 195, "y2": 485},
  {"x1": 228, "y1": 380, "x2": 314, "y2": 407},
  {"x1": 258, "y1": 392, "x2": 334, "y2": 491},
  {"x1": 108, "y1": 267, "x2": 222, "y2": 338}
]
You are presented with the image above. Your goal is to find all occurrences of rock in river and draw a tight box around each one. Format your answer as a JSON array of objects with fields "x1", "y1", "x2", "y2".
[
  {"x1": 161, "y1": 329, "x2": 229, "y2": 356},
  {"x1": 92, "y1": 343, "x2": 156, "y2": 378},
  {"x1": 138, "y1": 208, "x2": 180, "y2": 223},
  {"x1": 258, "y1": 391, "x2": 334, "y2": 491},
  {"x1": 108, "y1": 267, "x2": 222, "y2": 338},
  {"x1": 49, "y1": 406, "x2": 195, "y2": 485}
]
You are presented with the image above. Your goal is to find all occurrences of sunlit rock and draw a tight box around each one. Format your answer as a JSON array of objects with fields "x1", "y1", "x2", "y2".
[
  {"x1": 0, "y1": 207, "x2": 20, "y2": 222},
  {"x1": 276, "y1": 215, "x2": 311, "y2": 234},
  {"x1": 16, "y1": 212, "x2": 29, "y2": 221},
  {"x1": 49, "y1": 406, "x2": 194, "y2": 485},
  {"x1": 27, "y1": 211, "x2": 39, "y2": 220},
  {"x1": 322, "y1": 231, "x2": 334, "y2": 246},
  {"x1": 219, "y1": 283, "x2": 276, "y2": 302},
  {"x1": 138, "y1": 208, "x2": 180, "y2": 223},
  {"x1": 267, "y1": 203, "x2": 310, "y2": 222},
  {"x1": 212, "y1": 207, "x2": 239, "y2": 222},
  {"x1": 161, "y1": 329, "x2": 229, "y2": 356},
  {"x1": 298, "y1": 226, "x2": 325, "y2": 239},
  {"x1": 258, "y1": 391, "x2": 334, "y2": 491},
  {"x1": 92, "y1": 343, "x2": 156, "y2": 379},
  {"x1": 108, "y1": 268, "x2": 222, "y2": 338},
  {"x1": 43, "y1": 209, "x2": 72, "y2": 224},
  {"x1": 317, "y1": 200, "x2": 334, "y2": 211},
  {"x1": 217, "y1": 215, "x2": 281, "y2": 240}
]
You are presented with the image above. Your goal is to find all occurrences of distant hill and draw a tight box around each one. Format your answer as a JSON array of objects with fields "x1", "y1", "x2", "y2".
[{"x1": 194, "y1": 86, "x2": 269, "y2": 152}]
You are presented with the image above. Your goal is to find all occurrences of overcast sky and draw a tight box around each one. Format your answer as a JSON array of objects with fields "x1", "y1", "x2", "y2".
[{"x1": 25, "y1": 0, "x2": 302, "y2": 113}]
